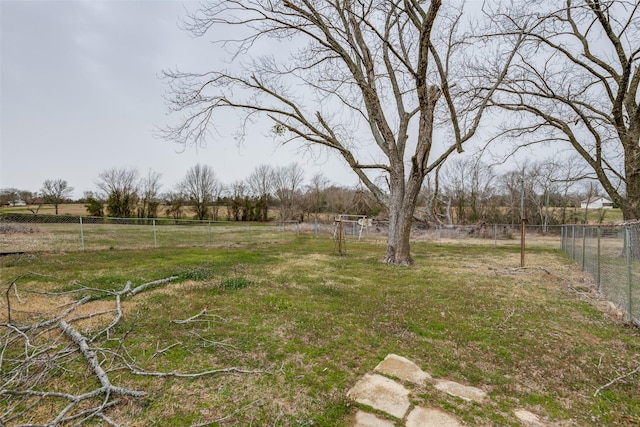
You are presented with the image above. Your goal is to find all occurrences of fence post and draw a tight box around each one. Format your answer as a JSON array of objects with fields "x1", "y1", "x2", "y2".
[
  {"x1": 596, "y1": 226, "x2": 602, "y2": 290},
  {"x1": 581, "y1": 225, "x2": 586, "y2": 271},
  {"x1": 571, "y1": 225, "x2": 576, "y2": 261},
  {"x1": 79, "y1": 217, "x2": 85, "y2": 251},
  {"x1": 208, "y1": 221, "x2": 212, "y2": 245},
  {"x1": 494, "y1": 224, "x2": 498, "y2": 248},
  {"x1": 153, "y1": 219, "x2": 157, "y2": 248},
  {"x1": 626, "y1": 225, "x2": 633, "y2": 322}
]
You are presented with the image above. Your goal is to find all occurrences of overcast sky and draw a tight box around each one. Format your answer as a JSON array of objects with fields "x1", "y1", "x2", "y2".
[{"x1": 1, "y1": 0, "x2": 359, "y2": 198}]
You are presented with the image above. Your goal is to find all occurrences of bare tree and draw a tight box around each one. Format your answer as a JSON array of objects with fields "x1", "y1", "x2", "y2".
[
  {"x1": 436, "y1": 157, "x2": 496, "y2": 224},
  {"x1": 487, "y1": 0, "x2": 640, "y2": 221},
  {"x1": 40, "y1": 179, "x2": 74, "y2": 215},
  {"x1": 179, "y1": 164, "x2": 221, "y2": 220},
  {"x1": 247, "y1": 164, "x2": 275, "y2": 222},
  {"x1": 272, "y1": 163, "x2": 305, "y2": 221},
  {"x1": 163, "y1": 190, "x2": 186, "y2": 221},
  {"x1": 227, "y1": 180, "x2": 249, "y2": 221},
  {"x1": 96, "y1": 167, "x2": 140, "y2": 218},
  {"x1": 162, "y1": 0, "x2": 523, "y2": 264},
  {"x1": 0, "y1": 188, "x2": 20, "y2": 206},
  {"x1": 307, "y1": 172, "x2": 330, "y2": 220},
  {"x1": 138, "y1": 170, "x2": 163, "y2": 219}
]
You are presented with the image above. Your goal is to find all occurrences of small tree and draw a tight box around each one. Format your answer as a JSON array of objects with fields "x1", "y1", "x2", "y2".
[
  {"x1": 163, "y1": 191, "x2": 185, "y2": 221},
  {"x1": 96, "y1": 167, "x2": 139, "y2": 218},
  {"x1": 138, "y1": 170, "x2": 163, "y2": 219},
  {"x1": 272, "y1": 163, "x2": 305, "y2": 221},
  {"x1": 83, "y1": 192, "x2": 104, "y2": 217},
  {"x1": 179, "y1": 164, "x2": 221, "y2": 220},
  {"x1": 0, "y1": 188, "x2": 20, "y2": 206},
  {"x1": 247, "y1": 164, "x2": 275, "y2": 222},
  {"x1": 40, "y1": 179, "x2": 74, "y2": 215}
]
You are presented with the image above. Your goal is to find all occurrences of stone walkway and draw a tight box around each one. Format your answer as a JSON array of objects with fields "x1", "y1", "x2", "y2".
[{"x1": 347, "y1": 354, "x2": 547, "y2": 426}]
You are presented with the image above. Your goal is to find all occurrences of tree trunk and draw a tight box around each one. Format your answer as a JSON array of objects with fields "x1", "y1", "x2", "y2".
[
  {"x1": 384, "y1": 206, "x2": 414, "y2": 266},
  {"x1": 383, "y1": 170, "x2": 425, "y2": 266}
]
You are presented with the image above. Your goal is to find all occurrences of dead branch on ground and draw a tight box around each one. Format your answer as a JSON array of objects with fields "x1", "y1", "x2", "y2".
[
  {"x1": 594, "y1": 366, "x2": 640, "y2": 397},
  {"x1": 0, "y1": 275, "x2": 266, "y2": 425}
]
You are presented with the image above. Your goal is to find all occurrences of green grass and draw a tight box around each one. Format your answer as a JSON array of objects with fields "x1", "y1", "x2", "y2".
[{"x1": 1, "y1": 237, "x2": 639, "y2": 426}]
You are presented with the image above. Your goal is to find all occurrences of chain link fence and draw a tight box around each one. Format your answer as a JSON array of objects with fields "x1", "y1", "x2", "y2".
[
  {"x1": 2, "y1": 213, "x2": 564, "y2": 252},
  {"x1": 4, "y1": 213, "x2": 636, "y2": 326},
  {"x1": 0, "y1": 214, "x2": 300, "y2": 252},
  {"x1": 561, "y1": 223, "x2": 640, "y2": 326}
]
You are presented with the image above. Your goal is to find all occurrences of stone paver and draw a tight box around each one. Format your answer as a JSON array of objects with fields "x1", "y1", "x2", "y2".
[
  {"x1": 374, "y1": 353, "x2": 431, "y2": 385},
  {"x1": 434, "y1": 379, "x2": 487, "y2": 402},
  {"x1": 352, "y1": 410, "x2": 395, "y2": 427},
  {"x1": 346, "y1": 354, "x2": 522, "y2": 426},
  {"x1": 347, "y1": 373, "x2": 411, "y2": 419},
  {"x1": 405, "y1": 407, "x2": 462, "y2": 427},
  {"x1": 513, "y1": 409, "x2": 547, "y2": 426}
]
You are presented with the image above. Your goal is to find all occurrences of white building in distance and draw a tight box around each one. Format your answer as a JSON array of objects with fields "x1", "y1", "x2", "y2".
[{"x1": 580, "y1": 197, "x2": 614, "y2": 209}]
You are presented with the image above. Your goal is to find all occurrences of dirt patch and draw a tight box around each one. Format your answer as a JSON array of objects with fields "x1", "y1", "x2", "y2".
[{"x1": 1, "y1": 288, "x2": 130, "y2": 332}]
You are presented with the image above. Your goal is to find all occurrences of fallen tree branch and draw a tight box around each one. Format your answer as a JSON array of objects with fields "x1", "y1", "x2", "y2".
[
  {"x1": 172, "y1": 308, "x2": 226, "y2": 324},
  {"x1": 58, "y1": 320, "x2": 145, "y2": 397},
  {"x1": 129, "y1": 276, "x2": 180, "y2": 296},
  {"x1": 594, "y1": 366, "x2": 640, "y2": 397},
  {"x1": 132, "y1": 366, "x2": 268, "y2": 378},
  {"x1": 0, "y1": 275, "x2": 267, "y2": 425}
]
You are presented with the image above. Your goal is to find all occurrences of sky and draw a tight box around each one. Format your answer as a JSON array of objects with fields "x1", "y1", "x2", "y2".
[{"x1": 0, "y1": 0, "x2": 360, "y2": 199}]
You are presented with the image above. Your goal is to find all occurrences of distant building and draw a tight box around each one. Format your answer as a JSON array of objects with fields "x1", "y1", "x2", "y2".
[
  {"x1": 8, "y1": 199, "x2": 27, "y2": 206},
  {"x1": 580, "y1": 196, "x2": 613, "y2": 209}
]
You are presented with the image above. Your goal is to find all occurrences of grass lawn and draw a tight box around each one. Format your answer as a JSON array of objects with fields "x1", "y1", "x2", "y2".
[{"x1": 1, "y1": 237, "x2": 639, "y2": 426}]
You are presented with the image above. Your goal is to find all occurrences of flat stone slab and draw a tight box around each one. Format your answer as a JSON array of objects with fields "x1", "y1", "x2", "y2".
[
  {"x1": 434, "y1": 379, "x2": 487, "y2": 402},
  {"x1": 347, "y1": 373, "x2": 411, "y2": 419},
  {"x1": 406, "y1": 407, "x2": 462, "y2": 427},
  {"x1": 513, "y1": 409, "x2": 546, "y2": 426},
  {"x1": 374, "y1": 354, "x2": 431, "y2": 385},
  {"x1": 352, "y1": 410, "x2": 395, "y2": 427}
]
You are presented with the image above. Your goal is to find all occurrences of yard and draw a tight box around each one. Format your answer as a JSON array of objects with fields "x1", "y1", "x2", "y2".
[{"x1": 1, "y1": 235, "x2": 639, "y2": 426}]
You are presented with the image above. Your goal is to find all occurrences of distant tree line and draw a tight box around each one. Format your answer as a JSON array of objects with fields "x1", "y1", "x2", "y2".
[{"x1": 1, "y1": 155, "x2": 617, "y2": 226}]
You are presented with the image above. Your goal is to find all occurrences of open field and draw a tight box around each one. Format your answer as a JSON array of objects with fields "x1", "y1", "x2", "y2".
[
  {"x1": 0, "y1": 203, "x2": 627, "y2": 225},
  {"x1": 1, "y1": 237, "x2": 639, "y2": 426},
  {"x1": 0, "y1": 203, "x2": 89, "y2": 216}
]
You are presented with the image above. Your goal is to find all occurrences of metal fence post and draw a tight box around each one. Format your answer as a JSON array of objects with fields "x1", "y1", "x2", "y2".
[
  {"x1": 79, "y1": 216, "x2": 85, "y2": 251},
  {"x1": 153, "y1": 219, "x2": 157, "y2": 248},
  {"x1": 597, "y1": 226, "x2": 601, "y2": 290},
  {"x1": 626, "y1": 225, "x2": 633, "y2": 322},
  {"x1": 494, "y1": 224, "x2": 498, "y2": 248},
  {"x1": 571, "y1": 225, "x2": 576, "y2": 261},
  {"x1": 581, "y1": 225, "x2": 586, "y2": 270},
  {"x1": 208, "y1": 221, "x2": 212, "y2": 245}
]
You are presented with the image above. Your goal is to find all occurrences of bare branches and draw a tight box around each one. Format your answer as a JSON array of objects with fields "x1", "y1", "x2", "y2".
[
  {"x1": 161, "y1": 0, "x2": 530, "y2": 264},
  {"x1": 594, "y1": 365, "x2": 640, "y2": 397},
  {"x1": 487, "y1": 0, "x2": 640, "y2": 219},
  {"x1": 172, "y1": 308, "x2": 225, "y2": 324},
  {"x1": 131, "y1": 366, "x2": 268, "y2": 378},
  {"x1": 0, "y1": 275, "x2": 265, "y2": 425}
]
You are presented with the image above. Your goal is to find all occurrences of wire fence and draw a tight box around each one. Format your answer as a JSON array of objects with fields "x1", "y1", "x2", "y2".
[
  {"x1": 2, "y1": 213, "x2": 565, "y2": 251},
  {"x1": 3, "y1": 212, "x2": 637, "y2": 326},
  {"x1": 0, "y1": 214, "x2": 301, "y2": 252},
  {"x1": 561, "y1": 223, "x2": 640, "y2": 326}
]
